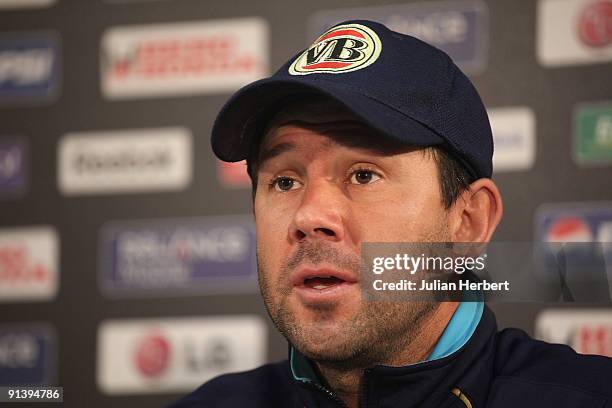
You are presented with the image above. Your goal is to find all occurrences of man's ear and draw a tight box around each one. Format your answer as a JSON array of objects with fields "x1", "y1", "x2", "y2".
[{"x1": 449, "y1": 178, "x2": 503, "y2": 243}]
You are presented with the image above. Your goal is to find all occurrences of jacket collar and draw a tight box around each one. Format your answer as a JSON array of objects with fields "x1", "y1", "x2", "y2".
[
  {"x1": 289, "y1": 301, "x2": 496, "y2": 408},
  {"x1": 291, "y1": 293, "x2": 484, "y2": 384}
]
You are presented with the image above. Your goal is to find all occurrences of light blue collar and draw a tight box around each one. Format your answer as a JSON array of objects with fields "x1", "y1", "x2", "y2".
[
  {"x1": 290, "y1": 298, "x2": 484, "y2": 383},
  {"x1": 427, "y1": 298, "x2": 483, "y2": 360}
]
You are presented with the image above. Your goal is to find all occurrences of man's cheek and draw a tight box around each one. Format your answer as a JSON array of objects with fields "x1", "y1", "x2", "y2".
[{"x1": 257, "y1": 242, "x2": 283, "y2": 286}]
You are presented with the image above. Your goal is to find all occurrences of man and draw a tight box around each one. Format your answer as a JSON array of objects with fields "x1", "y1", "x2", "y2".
[{"x1": 170, "y1": 20, "x2": 612, "y2": 407}]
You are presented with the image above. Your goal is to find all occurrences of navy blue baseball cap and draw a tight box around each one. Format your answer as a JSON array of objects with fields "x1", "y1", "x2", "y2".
[{"x1": 211, "y1": 19, "x2": 493, "y2": 179}]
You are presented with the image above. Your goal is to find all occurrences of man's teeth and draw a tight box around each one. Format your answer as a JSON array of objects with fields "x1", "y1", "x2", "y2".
[{"x1": 313, "y1": 284, "x2": 330, "y2": 290}]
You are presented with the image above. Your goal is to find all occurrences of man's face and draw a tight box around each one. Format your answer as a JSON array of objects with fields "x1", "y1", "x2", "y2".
[{"x1": 253, "y1": 101, "x2": 451, "y2": 366}]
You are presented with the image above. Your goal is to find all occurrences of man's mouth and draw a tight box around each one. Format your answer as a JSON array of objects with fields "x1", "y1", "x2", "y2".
[
  {"x1": 291, "y1": 268, "x2": 358, "y2": 303},
  {"x1": 303, "y1": 276, "x2": 345, "y2": 290}
]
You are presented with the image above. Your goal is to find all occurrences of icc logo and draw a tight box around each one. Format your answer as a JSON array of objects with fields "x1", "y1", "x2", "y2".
[{"x1": 289, "y1": 23, "x2": 382, "y2": 75}]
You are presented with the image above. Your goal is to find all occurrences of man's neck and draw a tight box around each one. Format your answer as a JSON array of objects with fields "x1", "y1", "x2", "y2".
[{"x1": 314, "y1": 302, "x2": 459, "y2": 408}]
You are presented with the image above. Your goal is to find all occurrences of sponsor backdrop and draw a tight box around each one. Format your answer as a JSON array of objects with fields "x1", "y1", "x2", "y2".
[{"x1": 0, "y1": 0, "x2": 611, "y2": 407}]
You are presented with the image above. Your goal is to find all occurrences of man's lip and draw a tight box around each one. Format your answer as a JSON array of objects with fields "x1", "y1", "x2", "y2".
[{"x1": 291, "y1": 267, "x2": 359, "y2": 287}]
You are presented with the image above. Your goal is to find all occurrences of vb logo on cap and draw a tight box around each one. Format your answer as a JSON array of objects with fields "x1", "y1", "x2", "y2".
[{"x1": 289, "y1": 23, "x2": 382, "y2": 75}]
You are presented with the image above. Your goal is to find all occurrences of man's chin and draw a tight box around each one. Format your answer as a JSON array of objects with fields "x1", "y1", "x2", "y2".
[
  {"x1": 272, "y1": 299, "x2": 368, "y2": 361},
  {"x1": 288, "y1": 320, "x2": 366, "y2": 362},
  {"x1": 290, "y1": 294, "x2": 361, "y2": 319},
  {"x1": 294, "y1": 339, "x2": 360, "y2": 363}
]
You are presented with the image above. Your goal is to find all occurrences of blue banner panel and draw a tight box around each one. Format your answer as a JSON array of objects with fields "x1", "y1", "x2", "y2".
[
  {"x1": 0, "y1": 325, "x2": 55, "y2": 386},
  {"x1": 99, "y1": 215, "x2": 258, "y2": 297},
  {"x1": 0, "y1": 32, "x2": 60, "y2": 104}
]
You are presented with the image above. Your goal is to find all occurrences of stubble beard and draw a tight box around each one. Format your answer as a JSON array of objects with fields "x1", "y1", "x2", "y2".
[{"x1": 258, "y1": 224, "x2": 450, "y2": 370}]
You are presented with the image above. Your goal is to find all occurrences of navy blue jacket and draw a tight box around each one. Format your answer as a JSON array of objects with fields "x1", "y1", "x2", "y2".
[{"x1": 169, "y1": 307, "x2": 612, "y2": 407}]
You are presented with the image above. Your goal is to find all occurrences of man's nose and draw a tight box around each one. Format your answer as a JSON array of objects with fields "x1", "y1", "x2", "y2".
[{"x1": 289, "y1": 180, "x2": 346, "y2": 243}]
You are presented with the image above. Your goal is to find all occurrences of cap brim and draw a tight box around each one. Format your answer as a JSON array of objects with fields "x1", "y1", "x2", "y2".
[{"x1": 211, "y1": 77, "x2": 445, "y2": 162}]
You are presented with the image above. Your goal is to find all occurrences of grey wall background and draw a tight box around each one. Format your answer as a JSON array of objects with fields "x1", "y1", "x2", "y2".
[{"x1": 0, "y1": 0, "x2": 611, "y2": 407}]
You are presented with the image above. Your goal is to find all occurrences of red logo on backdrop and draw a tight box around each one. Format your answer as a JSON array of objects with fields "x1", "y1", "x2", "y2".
[
  {"x1": 546, "y1": 217, "x2": 594, "y2": 242},
  {"x1": 0, "y1": 246, "x2": 48, "y2": 283},
  {"x1": 110, "y1": 37, "x2": 258, "y2": 80},
  {"x1": 578, "y1": 1, "x2": 612, "y2": 47},
  {"x1": 134, "y1": 333, "x2": 171, "y2": 378},
  {"x1": 575, "y1": 325, "x2": 612, "y2": 357},
  {"x1": 217, "y1": 160, "x2": 251, "y2": 189}
]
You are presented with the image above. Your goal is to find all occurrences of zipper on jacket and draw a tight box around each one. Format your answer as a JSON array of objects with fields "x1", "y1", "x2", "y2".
[
  {"x1": 301, "y1": 380, "x2": 348, "y2": 407},
  {"x1": 359, "y1": 369, "x2": 370, "y2": 408},
  {"x1": 451, "y1": 387, "x2": 473, "y2": 408}
]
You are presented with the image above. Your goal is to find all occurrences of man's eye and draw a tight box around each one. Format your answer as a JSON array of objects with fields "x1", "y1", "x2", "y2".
[
  {"x1": 350, "y1": 169, "x2": 381, "y2": 185},
  {"x1": 272, "y1": 176, "x2": 301, "y2": 192}
]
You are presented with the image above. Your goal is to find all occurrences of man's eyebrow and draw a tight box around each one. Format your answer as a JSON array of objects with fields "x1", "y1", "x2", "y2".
[{"x1": 257, "y1": 142, "x2": 295, "y2": 167}]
